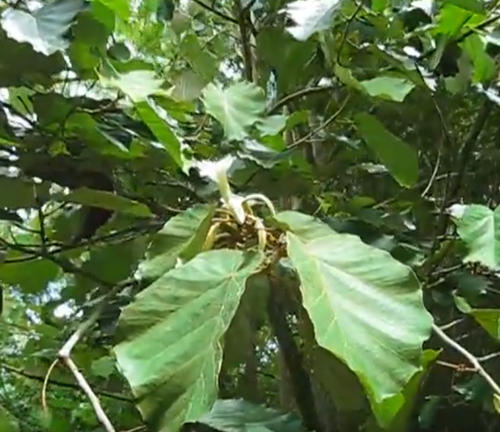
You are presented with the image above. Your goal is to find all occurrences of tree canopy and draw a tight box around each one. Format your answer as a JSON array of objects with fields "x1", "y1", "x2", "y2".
[{"x1": 1, "y1": 0, "x2": 500, "y2": 431}]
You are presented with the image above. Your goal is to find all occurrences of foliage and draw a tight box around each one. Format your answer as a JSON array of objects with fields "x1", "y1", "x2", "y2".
[{"x1": 2, "y1": 0, "x2": 500, "y2": 432}]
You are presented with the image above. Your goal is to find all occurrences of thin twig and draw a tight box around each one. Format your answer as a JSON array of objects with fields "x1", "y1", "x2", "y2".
[
  {"x1": 288, "y1": 93, "x2": 350, "y2": 150},
  {"x1": 433, "y1": 323, "x2": 500, "y2": 395},
  {"x1": 192, "y1": 0, "x2": 237, "y2": 23},
  {"x1": 267, "y1": 85, "x2": 336, "y2": 115}
]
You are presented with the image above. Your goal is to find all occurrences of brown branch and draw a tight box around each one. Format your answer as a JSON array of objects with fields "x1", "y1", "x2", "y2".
[
  {"x1": 0, "y1": 363, "x2": 132, "y2": 402},
  {"x1": 192, "y1": 0, "x2": 238, "y2": 23},
  {"x1": 267, "y1": 85, "x2": 336, "y2": 115},
  {"x1": 267, "y1": 279, "x2": 323, "y2": 432}
]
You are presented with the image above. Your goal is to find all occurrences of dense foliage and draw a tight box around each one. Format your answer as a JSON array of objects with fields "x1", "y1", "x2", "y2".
[{"x1": 2, "y1": 0, "x2": 500, "y2": 431}]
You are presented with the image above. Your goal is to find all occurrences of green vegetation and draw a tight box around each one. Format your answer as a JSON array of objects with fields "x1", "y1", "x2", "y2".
[{"x1": 1, "y1": 0, "x2": 500, "y2": 431}]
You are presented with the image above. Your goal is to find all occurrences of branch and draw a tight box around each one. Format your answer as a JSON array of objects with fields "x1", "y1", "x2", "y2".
[
  {"x1": 192, "y1": 0, "x2": 238, "y2": 23},
  {"x1": 267, "y1": 85, "x2": 336, "y2": 115},
  {"x1": 235, "y1": 0, "x2": 255, "y2": 82},
  {"x1": 433, "y1": 323, "x2": 500, "y2": 395},
  {"x1": 0, "y1": 362, "x2": 131, "y2": 402},
  {"x1": 42, "y1": 309, "x2": 117, "y2": 432},
  {"x1": 267, "y1": 279, "x2": 323, "y2": 432}
]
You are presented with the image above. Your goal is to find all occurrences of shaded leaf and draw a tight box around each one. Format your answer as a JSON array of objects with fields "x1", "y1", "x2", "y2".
[
  {"x1": 355, "y1": 113, "x2": 419, "y2": 187},
  {"x1": 360, "y1": 76, "x2": 415, "y2": 102},
  {"x1": 199, "y1": 399, "x2": 306, "y2": 432},
  {"x1": 136, "y1": 101, "x2": 184, "y2": 168},
  {"x1": 137, "y1": 204, "x2": 216, "y2": 281},
  {"x1": 0, "y1": 177, "x2": 50, "y2": 209},
  {"x1": 53, "y1": 188, "x2": 153, "y2": 218},
  {"x1": 114, "y1": 249, "x2": 264, "y2": 432}
]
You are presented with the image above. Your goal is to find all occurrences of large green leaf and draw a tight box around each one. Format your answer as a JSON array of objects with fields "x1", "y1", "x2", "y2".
[
  {"x1": 1, "y1": 0, "x2": 86, "y2": 56},
  {"x1": 136, "y1": 204, "x2": 216, "y2": 281},
  {"x1": 0, "y1": 258, "x2": 60, "y2": 294},
  {"x1": 0, "y1": 405, "x2": 19, "y2": 432},
  {"x1": 202, "y1": 82, "x2": 266, "y2": 141},
  {"x1": 198, "y1": 399, "x2": 306, "y2": 432},
  {"x1": 114, "y1": 249, "x2": 264, "y2": 432},
  {"x1": 450, "y1": 204, "x2": 500, "y2": 269},
  {"x1": 276, "y1": 211, "x2": 432, "y2": 416},
  {"x1": 355, "y1": 113, "x2": 419, "y2": 187},
  {"x1": 99, "y1": 69, "x2": 166, "y2": 102}
]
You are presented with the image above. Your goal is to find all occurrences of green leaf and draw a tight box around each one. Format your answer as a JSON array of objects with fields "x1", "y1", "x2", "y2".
[
  {"x1": 1, "y1": 0, "x2": 86, "y2": 56},
  {"x1": 276, "y1": 211, "x2": 432, "y2": 415},
  {"x1": 53, "y1": 188, "x2": 153, "y2": 218},
  {"x1": 451, "y1": 204, "x2": 500, "y2": 269},
  {"x1": 355, "y1": 113, "x2": 419, "y2": 187},
  {"x1": 455, "y1": 296, "x2": 500, "y2": 340},
  {"x1": 91, "y1": 356, "x2": 116, "y2": 378},
  {"x1": 99, "y1": 69, "x2": 166, "y2": 102},
  {"x1": 170, "y1": 69, "x2": 205, "y2": 101},
  {"x1": 114, "y1": 249, "x2": 264, "y2": 432},
  {"x1": 199, "y1": 399, "x2": 306, "y2": 432},
  {"x1": 136, "y1": 101, "x2": 184, "y2": 168},
  {"x1": 461, "y1": 34, "x2": 497, "y2": 83},
  {"x1": 0, "y1": 177, "x2": 49, "y2": 209},
  {"x1": 284, "y1": 0, "x2": 344, "y2": 41},
  {"x1": 180, "y1": 33, "x2": 218, "y2": 83},
  {"x1": 202, "y1": 82, "x2": 266, "y2": 141},
  {"x1": 368, "y1": 350, "x2": 441, "y2": 431},
  {"x1": 0, "y1": 405, "x2": 19, "y2": 432},
  {"x1": 95, "y1": 0, "x2": 131, "y2": 21},
  {"x1": 360, "y1": 76, "x2": 415, "y2": 102},
  {"x1": 0, "y1": 258, "x2": 60, "y2": 294},
  {"x1": 256, "y1": 115, "x2": 288, "y2": 136},
  {"x1": 137, "y1": 204, "x2": 216, "y2": 281}
]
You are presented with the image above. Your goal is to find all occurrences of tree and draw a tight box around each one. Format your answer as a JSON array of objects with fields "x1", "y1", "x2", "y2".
[{"x1": 1, "y1": 0, "x2": 500, "y2": 431}]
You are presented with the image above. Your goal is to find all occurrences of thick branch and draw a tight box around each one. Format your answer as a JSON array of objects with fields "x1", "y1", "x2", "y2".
[{"x1": 267, "y1": 280, "x2": 323, "y2": 432}]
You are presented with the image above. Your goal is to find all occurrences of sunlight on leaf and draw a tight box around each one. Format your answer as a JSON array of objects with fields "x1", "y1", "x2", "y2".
[
  {"x1": 1, "y1": 0, "x2": 86, "y2": 56},
  {"x1": 283, "y1": 0, "x2": 344, "y2": 41}
]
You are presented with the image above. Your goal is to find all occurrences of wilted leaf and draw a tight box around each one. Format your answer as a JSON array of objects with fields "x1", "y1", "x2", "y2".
[
  {"x1": 199, "y1": 399, "x2": 306, "y2": 432},
  {"x1": 360, "y1": 76, "x2": 415, "y2": 102},
  {"x1": 276, "y1": 211, "x2": 432, "y2": 419},
  {"x1": 1, "y1": 0, "x2": 86, "y2": 56},
  {"x1": 114, "y1": 249, "x2": 264, "y2": 432},
  {"x1": 451, "y1": 204, "x2": 500, "y2": 269},
  {"x1": 284, "y1": 0, "x2": 344, "y2": 41},
  {"x1": 355, "y1": 113, "x2": 419, "y2": 187},
  {"x1": 202, "y1": 82, "x2": 266, "y2": 141}
]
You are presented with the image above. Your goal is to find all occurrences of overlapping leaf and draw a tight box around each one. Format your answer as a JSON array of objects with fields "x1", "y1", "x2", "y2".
[
  {"x1": 1, "y1": 0, "x2": 86, "y2": 56},
  {"x1": 276, "y1": 211, "x2": 432, "y2": 418},
  {"x1": 114, "y1": 249, "x2": 264, "y2": 432}
]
